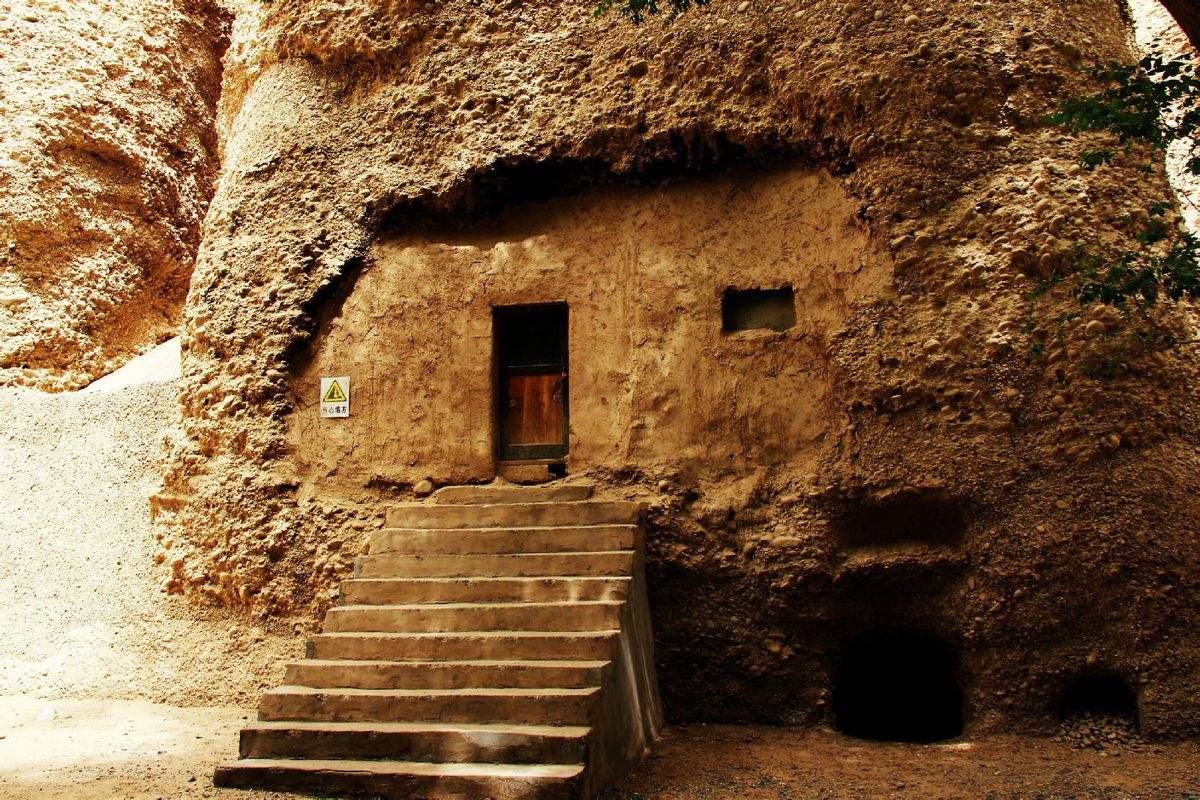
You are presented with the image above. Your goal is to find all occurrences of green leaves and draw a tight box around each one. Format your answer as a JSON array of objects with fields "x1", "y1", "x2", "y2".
[
  {"x1": 1044, "y1": 52, "x2": 1200, "y2": 364},
  {"x1": 1136, "y1": 204, "x2": 1171, "y2": 246},
  {"x1": 1068, "y1": 216, "x2": 1198, "y2": 307},
  {"x1": 1047, "y1": 54, "x2": 1200, "y2": 176},
  {"x1": 594, "y1": 0, "x2": 710, "y2": 23},
  {"x1": 1074, "y1": 234, "x2": 1200, "y2": 309},
  {"x1": 1078, "y1": 148, "x2": 1115, "y2": 170}
]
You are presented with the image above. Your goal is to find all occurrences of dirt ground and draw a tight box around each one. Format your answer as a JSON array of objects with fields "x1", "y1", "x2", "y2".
[
  {"x1": 2, "y1": 704, "x2": 1198, "y2": 800},
  {"x1": 611, "y1": 724, "x2": 1200, "y2": 800}
]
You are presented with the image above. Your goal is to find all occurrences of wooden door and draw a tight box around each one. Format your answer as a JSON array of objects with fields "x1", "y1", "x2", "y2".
[{"x1": 495, "y1": 304, "x2": 568, "y2": 462}]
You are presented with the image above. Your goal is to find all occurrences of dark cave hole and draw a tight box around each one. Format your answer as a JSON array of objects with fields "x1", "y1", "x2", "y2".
[
  {"x1": 1059, "y1": 671, "x2": 1139, "y2": 727},
  {"x1": 832, "y1": 490, "x2": 965, "y2": 548},
  {"x1": 832, "y1": 630, "x2": 965, "y2": 743}
]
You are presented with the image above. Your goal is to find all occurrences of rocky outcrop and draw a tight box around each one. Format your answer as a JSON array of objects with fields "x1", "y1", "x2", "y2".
[
  {"x1": 0, "y1": 0, "x2": 229, "y2": 390},
  {"x1": 160, "y1": 0, "x2": 1200, "y2": 739},
  {"x1": 1156, "y1": 0, "x2": 1200, "y2": 52}
]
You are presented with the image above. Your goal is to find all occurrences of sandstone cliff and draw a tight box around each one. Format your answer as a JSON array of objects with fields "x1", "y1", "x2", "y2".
[
  {"x1": 159, "y1": 0, "x2": 1200, "y2": 738},
  {"x1": 0, "y1": 0, "x2": 229, "y2": 390}
]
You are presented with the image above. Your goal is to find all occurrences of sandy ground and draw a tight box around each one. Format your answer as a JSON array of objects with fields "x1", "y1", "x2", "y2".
[
  {"x1": 0, "y1": 341, "x2": 298, "y2": 797},
  {"x1": 80, "y1": 336, "x2": 182, "y2": 395},
  {"x1": 0, "y1": 696, "x2": 278, "y2": 800}
]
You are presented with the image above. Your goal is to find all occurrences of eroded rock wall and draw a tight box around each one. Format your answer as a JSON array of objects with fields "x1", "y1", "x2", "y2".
[
  {"x1": 0, "y1": 0, "x2": 229, "y2": 390},
  {"x1": 161, "y1": 0, "x2": 1200, "y2": 737}
]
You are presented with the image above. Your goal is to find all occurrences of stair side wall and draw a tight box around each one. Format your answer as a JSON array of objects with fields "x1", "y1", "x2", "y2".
[{"x1": 582, "y1": 540, "x2": 663, "y2": 799}]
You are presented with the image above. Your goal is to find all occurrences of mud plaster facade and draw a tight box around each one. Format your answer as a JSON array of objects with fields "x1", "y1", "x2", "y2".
[
  {"x1": 290, "y1": 168, "x2": 890, "y2": 493},
  {"x1": 159, "y1": 0, "x2": 1200, "y2": 740}
]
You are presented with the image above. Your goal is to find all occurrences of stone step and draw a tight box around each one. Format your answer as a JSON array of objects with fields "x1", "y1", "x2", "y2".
[
  {"x1": 356, "y1": 551, "x2": 635, "y2": 579},
  {"x1": 213, "y1": 758, "x2": 584, "y2": 800},
  {"x1": 284, "y1": 659, "x2": 609, "y2": 690},
  {"x1": 324, "y1": 601, "x2": 624, "y2": 634},
  {"x1": 237, "y1": 720, "x2": 590, "y2": 764},
  {"x1": 260, "y1": 686, "x2": 600, "y2": 726},
  {"x1": 434, "y1": 484, "x2": 593, "y2": 505},
  {"x1": 371, "y1": 525, "x2": 637, "y2": 555},
  {"x1": 386, "y1": 501, "x2": 639, "y2": 530},
  {"x1": 340, "y1": 576, "x2": 632, "y2": 605},
  {"x1": 308, "y1": 631, "x2": 619, "y2": 662}
]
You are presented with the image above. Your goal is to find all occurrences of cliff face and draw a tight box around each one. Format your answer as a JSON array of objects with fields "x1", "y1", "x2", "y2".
[
  {"x1": 160, "y1": 0, "x2": 1200, "y2": 737},
  {"x1": 0, "y1": 0, "x2": 229, "y2": 390}
]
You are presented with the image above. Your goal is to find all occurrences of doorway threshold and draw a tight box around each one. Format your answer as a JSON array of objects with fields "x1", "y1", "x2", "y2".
[{"x1": 497, "y1": 460, "x2": 567, "y2": 485}]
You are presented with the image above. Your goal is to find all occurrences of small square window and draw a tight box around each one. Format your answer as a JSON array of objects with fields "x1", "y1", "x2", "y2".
[{"x1": 722, "y1": 286, "x2": 796, "y2": 333}]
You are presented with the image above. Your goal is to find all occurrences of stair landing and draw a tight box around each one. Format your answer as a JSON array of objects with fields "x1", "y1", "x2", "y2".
[{"x1": 214, "y1": 482, "x2": 661, "y2": 799}]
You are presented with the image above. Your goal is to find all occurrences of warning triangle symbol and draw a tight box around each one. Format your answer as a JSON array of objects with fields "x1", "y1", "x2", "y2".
[{"x1": 322, "y1": 380, "x2": 347, "y2": 403}]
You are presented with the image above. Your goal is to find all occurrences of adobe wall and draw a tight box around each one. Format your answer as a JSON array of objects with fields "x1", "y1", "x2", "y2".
[
  {"x1": 289, "y1": 168, "x2": 890, "y2": 494},
  {"x1": 160, "y1": 0, "x2": 1200, "y2": 737}
]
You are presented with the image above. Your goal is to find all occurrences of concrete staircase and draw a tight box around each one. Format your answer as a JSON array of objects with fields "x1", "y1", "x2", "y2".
[{"x1": 214, "y1": 483, "x2": 662, "y2": 800}]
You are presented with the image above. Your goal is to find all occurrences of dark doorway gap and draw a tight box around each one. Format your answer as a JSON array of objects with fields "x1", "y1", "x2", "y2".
[
  {"x1": 832, "y1": 629, "x2": 965, "y2": 743},
  {"x1": 494, "y1": 303, "x2": 569, "y2": 463},
  {"x1": 1060, "y1": 671, "x2": 1139, "y2": 727}
]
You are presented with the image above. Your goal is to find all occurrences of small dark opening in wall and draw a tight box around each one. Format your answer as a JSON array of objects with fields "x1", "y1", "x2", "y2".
[
  {"x1": 722, "y1": 286, "x2": 796, "y2": 333},
  {"x1": 833, "y1": 490, "x2": 965, "y2": 548},
  {"x1": 1060, "y1": 671, "x2": 1139, "y2": 727},
  {"x1": 833, "y1": 630, "x2": 964, "y2": 743}
]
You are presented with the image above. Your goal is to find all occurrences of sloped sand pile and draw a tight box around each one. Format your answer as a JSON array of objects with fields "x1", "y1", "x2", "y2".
[{"x1": 0, "y1": 340, "x2": 296, "y2": 707}]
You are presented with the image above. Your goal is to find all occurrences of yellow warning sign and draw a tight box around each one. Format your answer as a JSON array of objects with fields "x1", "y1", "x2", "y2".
[
  {"x1": 322, "y1": 380, "x2": 347, "y2": 404},
  {"x1": 320, "y1": 376, "x2": 350, "y2": 418}
]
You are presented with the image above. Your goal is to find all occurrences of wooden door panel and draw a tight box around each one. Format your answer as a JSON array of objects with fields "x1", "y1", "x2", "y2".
[{"x1": 505, "y1": 373, "x2": 565, "y2": 445}]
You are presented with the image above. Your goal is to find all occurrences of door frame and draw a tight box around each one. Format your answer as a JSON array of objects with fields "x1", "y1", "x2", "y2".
[{"x1": 493, "y1": 303, "x2": 570, "y2": 463}]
